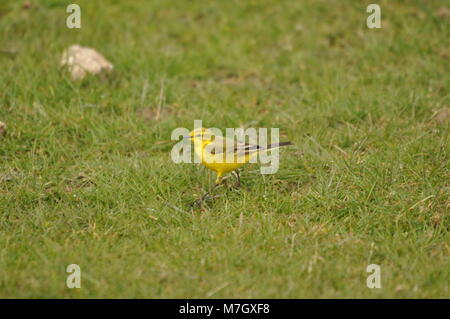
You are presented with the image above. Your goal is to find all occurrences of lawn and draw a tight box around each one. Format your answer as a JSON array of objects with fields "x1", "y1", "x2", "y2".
[{"x1": 0, "y1": 0, "x2": 448, "y2": 298}]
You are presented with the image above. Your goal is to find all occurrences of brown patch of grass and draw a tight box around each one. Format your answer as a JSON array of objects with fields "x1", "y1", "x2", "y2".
[
  {"x1": 432, "y1": 107, "x2": 450, "y2": 124},
  {"x1": 436, "y1": 7, "x2": 450, "y2": 19}
]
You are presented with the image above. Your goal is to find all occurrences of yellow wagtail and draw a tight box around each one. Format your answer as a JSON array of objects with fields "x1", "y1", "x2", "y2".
[{"x1": 184, "y1": 128, "x2": 292, "y2": 186}]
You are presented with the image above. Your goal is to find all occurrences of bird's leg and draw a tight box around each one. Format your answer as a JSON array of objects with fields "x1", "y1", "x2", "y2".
[
  {"x1": 232, "y1": 170, "x2": 241, "y2": 188},
  {"x1": 215, "y1": 172, "x2": 223, "y2": 185}
]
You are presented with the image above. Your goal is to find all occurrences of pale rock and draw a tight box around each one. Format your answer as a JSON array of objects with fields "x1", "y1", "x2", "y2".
[{"x1": 61, "y1": 45, "x2": 113, "y2": 80}]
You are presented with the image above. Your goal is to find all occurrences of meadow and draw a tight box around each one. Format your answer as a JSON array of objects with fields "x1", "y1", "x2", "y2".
[{"x1": 0, "y1": 0, "x2": 448, "y2": 298}]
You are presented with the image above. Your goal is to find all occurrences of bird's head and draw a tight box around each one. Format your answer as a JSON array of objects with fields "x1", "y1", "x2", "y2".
[{"x1": 184, "y1": 128, "x2": 214, "y2": 143}]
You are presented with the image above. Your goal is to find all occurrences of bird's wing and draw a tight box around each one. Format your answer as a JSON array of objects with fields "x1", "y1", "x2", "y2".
[{"x1": 207, "y1": 136, "x2": 262, "y2": 156}]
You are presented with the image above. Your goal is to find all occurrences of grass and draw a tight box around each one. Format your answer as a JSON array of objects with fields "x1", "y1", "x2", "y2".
[{"x1": 0, "y1": 0, "x2": 449, "y2": 298}]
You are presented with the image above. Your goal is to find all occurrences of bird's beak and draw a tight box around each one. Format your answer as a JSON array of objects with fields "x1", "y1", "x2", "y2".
[{"x1": 183, "y1": 135, "x2": 193, "y2": 139}]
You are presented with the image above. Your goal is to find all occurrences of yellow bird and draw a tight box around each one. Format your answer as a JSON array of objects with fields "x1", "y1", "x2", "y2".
[{"x1": 185, "y1": 128, "x2": 292, "y2": 186}]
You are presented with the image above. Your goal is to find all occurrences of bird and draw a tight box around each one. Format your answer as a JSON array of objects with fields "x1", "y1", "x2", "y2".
[{"x1": 184, "y1": 128, "x2": 292, "y2": 187}]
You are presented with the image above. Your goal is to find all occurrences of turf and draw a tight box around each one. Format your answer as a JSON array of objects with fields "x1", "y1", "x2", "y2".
[{"x1": 0, "y1": 0, "x2": 448, "y2": 298}]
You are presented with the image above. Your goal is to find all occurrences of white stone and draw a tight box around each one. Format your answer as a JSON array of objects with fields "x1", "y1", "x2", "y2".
[{"x1": 61, "y1": 45, "x2": 113, "y2": 80}]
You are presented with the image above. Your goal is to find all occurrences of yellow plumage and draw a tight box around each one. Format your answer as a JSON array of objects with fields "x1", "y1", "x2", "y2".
[{"x1": 186, "y1": 128, "x2": 291, "y2": 185}]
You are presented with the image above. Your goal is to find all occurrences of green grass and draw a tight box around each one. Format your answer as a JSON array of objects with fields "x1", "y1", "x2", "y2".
[{"x1": 0, "y1": 0, "x2": 449, "y2": 298}]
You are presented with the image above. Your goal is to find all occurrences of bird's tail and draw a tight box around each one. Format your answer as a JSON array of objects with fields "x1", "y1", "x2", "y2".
[{"x1": 266, "y1": 141, "x2": 293, "y2": 149}]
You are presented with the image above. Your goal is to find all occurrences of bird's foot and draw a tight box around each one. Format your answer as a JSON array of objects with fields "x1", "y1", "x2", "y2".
[{"x1": 190, "y1": 184, "x2": 223, "y2": 208}]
